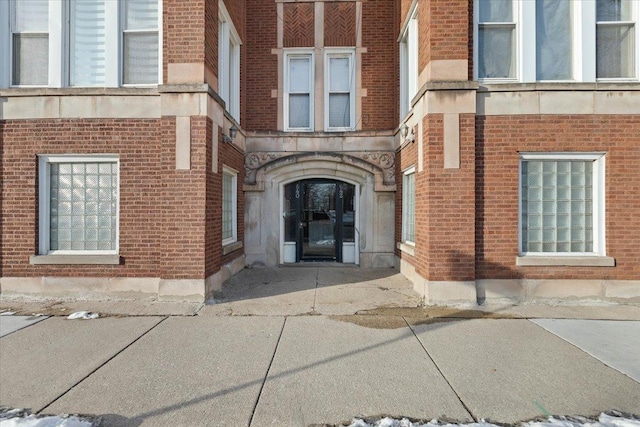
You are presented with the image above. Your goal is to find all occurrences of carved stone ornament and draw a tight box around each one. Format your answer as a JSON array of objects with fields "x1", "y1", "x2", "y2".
[{"x1": 244, "y1": 151, "x2": 396, "y2": 185}]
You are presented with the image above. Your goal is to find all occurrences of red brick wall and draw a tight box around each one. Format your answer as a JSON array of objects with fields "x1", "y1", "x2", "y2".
[
  {"x1": 0, "y1": 118, "x2": 209, "y2": 280},
  {"x1": 395, "y1": 127, "x2": 419, "y2": 267},
  {"x1": 164, "y1": 0, "x2": 205, "y2": 84},
  {"x1": 476, "y1": 115, "x2": 640, "y2": 281},
  {"x1": 419, "y1": 0, "x2": 470, "y2": 74},
  {"x1": 205, "y1": 0, "x2": 218, "y2": 83},
  {"x1": 245, "y1": 0, "x2": 278, "y2": 130},
  {"x1": 284, "y1": 2, "x2": 315, "y2": 48},
  {"x1": 325, "y1": 2, "x2": 356, "y2": 47},
  {"x1": 361, "y1": 0, "x2": 398, "y2": 130},
  {"x1": 205, "y1": 119, "x2": 246, "y2": 278}
]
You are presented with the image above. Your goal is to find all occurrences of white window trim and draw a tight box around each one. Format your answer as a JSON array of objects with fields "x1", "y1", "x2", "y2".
[
  {"x1": 1, "y1": 0, "x2": 161, "y2": 89},
  {"x1": 38, "y1": 154, "x2": 120, "y2": 256},
  {"x1": 218, "y1": 0, "x2": 241, "y2": 121},
  {"x1": 474, "y1": 0, "x2": 640, "y2": 83},
  {"x1": 402, "y1": 166, "x2": 416, "y2": 245},
  {"x1": 324, "y1": 48, "x2": 356, "y2": 132},
  {"x1": 518, "y1": 152, "x2": 606, "y2": 258},
  {"x1": 222, "y1": 165, "x2": 238, "y2": 246},
  {"x1": 399, "y1": 6, "x2": 418, "y2": 119},
  {"x1": 120, "y1": 0, "x2": 162, "y2": 87},
  {"x1": 284, "y1": 48, "x2": 314, "y2": 132}
]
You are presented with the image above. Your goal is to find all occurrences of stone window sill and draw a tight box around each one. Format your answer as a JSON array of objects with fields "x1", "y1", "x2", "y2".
[
  {"x1": 516, "y1": 256, "x2": 615, "y2": 267},
  {"x1": 396, "y1": 242, "x2": 415, "y2": 257},
  {"x1": 30, "y1": 254, "x2": 121, "y2": 265},
  {"x1": 222, "y1": 241, "x2": 243, "y2": 256}
]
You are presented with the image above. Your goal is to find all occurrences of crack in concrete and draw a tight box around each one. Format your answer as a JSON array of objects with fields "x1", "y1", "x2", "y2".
[{"x1": 37, "y1": 316, "x2": 169, "y2": 415}]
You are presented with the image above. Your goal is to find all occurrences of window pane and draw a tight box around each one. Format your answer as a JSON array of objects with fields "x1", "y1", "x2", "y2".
[
  {"x1": 597, "y1": 0, "x2": 632, "y2": 21},
  {"x1": 597, "y1": 24, "x2": 635, "y2": 78},
  {"x1": 521, "y1": 160, "x2": 593, "y2": 253},
  {"x1": 13, "y1": 0, "x2": 48, "y2": 32},
  {"x1": 329, "y1": 57, "x2": 350, "y2": 92},
  {"x1": 289, "y1": 58, "x2": 310, "y2": 93},
  {"x1": 124, "y1": 0, "x2": 158, "y2": 30},
  {"x1": 479, "y1": 0, "x2": 512, "y2": 23},
  {"x1": 403, "y1": 172, "x2": 415, "y2": 243},
  {"x1": 328, "y1": 93, "x2": 350, "y2": 128},
  {"x1": 536, "y1": 0, "x2": 572, "y2": 80},
  {"x1": 50, "y1": 162, "x2": 117, "y2": 251},
  {"x1": 71, "y1": 0, "x2": 106, "y2": 86},
  {"x1": 479, "y1": 26, "x2": 515, "y2": 78},
  {"x1": 222, "y1": 172, "x2": 234, "y2": 241},
  {"x1": 124, "y1": 32, "x2": 159, "y2": 84},
  {"x1": 289, "y1": 94, "x2": 310, "y2": 128},
  {"x1": 12, "y1": 34, "x2": 48, "y2": 85}
]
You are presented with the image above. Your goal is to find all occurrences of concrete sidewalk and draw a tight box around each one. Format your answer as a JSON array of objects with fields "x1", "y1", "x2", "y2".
[{"x1": 1, "y1": 267, "x2": 639, "y2": 426}]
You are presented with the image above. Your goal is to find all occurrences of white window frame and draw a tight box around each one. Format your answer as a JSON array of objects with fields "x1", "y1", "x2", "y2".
[
  {"x1": 399, "y1": 5, "x2": 418, "y2": 119},
  {"x1": 402, "y1": 166, "x2": 416, "y2": 245},
  {"x1": 324, "y1": 48, "x2": 356, "y2": 132},
  {"x1": 595, "y1": 0, "x2": 637, "y2": 81},
  {"x1": 518, "y1": 152, "x2": 606, "y2": 258},
  {"x1": 0, "y1": 0, "x2": 161, "y2": 89},
  {"x1": 38, "y1": 154, "x2": 120, "y2": 256},
  {"x1": 120, "y1": 0, "x2": 162, "y2": 87},
  {"x1": 218, "y1": 0, "x2": 241, "y2": 121},
  {"x1": 222, "y1": 165, "x2": 238, "y2": 246},
  {"x1": 284, "y1": 49, "x2": 314, "y2": 132},
  {"x1": 474, "y1": 0, "x2": 640, "y2": 83}
]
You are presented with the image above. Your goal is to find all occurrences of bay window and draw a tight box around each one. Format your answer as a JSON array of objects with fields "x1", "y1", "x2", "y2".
[
  {"x1": 475, "y1": 0, "x2": 639, "y2": 82},
  {"x1": 1, "y1": 0, "x2": 160, "y2": 88}
]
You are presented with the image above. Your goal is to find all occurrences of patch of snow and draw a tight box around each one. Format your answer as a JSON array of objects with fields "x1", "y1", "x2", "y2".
[
  {"x1": 0, "y1": 410, "x2": 94, "y2": 427},
  {"x1": 66, "y1": 312, "x2": 99, "y2": 320},
  {"x1": 0, "y1": 312, "x2": 16, "y2": 316},
  {"x1": 343, "y1": 414, "x2": 640, "y2": 427}
]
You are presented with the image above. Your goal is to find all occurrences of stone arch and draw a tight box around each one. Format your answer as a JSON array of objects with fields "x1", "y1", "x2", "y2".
[{"x1": 244, "y1": 151, "x2": 396, "y2": 192}]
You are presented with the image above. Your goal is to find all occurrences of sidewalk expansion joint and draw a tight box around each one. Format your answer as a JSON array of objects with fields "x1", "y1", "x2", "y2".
[
  {"x1": 36, "y1": 316, "x2": 169, "y2": 415},
  {"x1": 248, "y1": 316, "x2": 287, "y2": 426},
  {"x1": 402, "y1": 316, "x2": 478, "y2": 423}
]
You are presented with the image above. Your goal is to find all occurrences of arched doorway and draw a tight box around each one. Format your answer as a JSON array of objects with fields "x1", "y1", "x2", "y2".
[{"x1": 283, "y1": 179, "x2": 356, "y2": 263}]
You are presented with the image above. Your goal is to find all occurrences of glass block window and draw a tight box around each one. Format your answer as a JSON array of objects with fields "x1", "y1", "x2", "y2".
[
  {"x1": 521, "y1": 158, "x2": 598, "y2": 254},
  {"x1": 402, "y1": 168, "x2": 416, "y2": 243},
  {"x1": 49, "y1": 162, "x2": 118, "y2": 251},
  {"x1": 222, "y1": 168, "x2": 237, "y2": 244}
]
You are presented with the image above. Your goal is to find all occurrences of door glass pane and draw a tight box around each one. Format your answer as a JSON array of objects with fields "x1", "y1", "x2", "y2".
[
  {"x1": 303, "y1": 183, "x2": 336, "y2": 259},
  {"x1": 284, "y1": 183, "x2": 298, "y2": 242},
  {"x1": 341, "y1": 184, "x2": 355, "y2": 243}
]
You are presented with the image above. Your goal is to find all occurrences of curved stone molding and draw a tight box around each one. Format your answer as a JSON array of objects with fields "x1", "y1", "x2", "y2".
[{"x1": 244, "y1": 151, "x2": 395, "y2": 190}]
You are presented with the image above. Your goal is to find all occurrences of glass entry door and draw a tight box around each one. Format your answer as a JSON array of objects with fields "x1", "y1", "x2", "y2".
[{"x1": 284, "y1": 179, "x2": 355, "y2": 262}]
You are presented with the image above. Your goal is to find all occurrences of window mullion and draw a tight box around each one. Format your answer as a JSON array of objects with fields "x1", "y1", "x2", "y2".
[
  {"x1": 105, "y1": 1, "x2": 119, "y2": 87},
  {"x1": 520, "y1": 0, "x2": 536, "y2": 82},
  {"x1": 580, "y1": 0, "x2": 596, "y2": 82}
]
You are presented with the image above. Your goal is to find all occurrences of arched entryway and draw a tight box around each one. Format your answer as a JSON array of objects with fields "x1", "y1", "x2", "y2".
[{"x1": 283, "y1": 179, "x2": 356, "y2": 263}]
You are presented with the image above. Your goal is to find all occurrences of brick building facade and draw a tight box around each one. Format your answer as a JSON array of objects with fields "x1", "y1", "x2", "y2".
[{"x1": 1, "y1": 0, "x2": 638, "y2": 304}]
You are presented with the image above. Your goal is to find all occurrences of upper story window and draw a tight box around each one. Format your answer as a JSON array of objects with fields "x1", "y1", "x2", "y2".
[
  {"x1": 400, "y1": 7, "x2": 418, "y2": 119},
  {"x1": 1, "y1": 0, "x2": 160, "y2": 88},
  {"x1": 475, "y1": 0, "x2": 639, "y2": 82},
  {"x1": 325, "y1": 49, "x2": 355, "y2": 131},
  {"x1": 284, "y1": 50, "x2": 314, "y2": 131},
  {"x1": 597, "y1": 0, "x2": 635, "y2": 78},
  {"x1": 218, "y1": 0, "x2": 241, "y2": 121}
]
